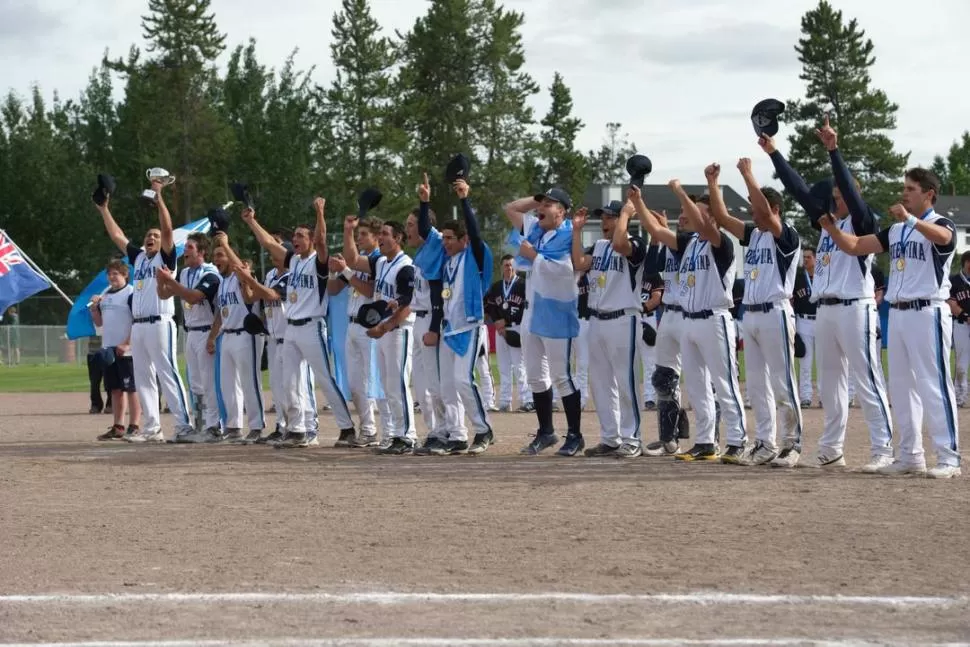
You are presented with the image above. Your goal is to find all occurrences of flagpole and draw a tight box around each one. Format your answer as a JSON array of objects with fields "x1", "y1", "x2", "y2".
[{"x1": 0, "y1": 229, "x2": 75, "y2": 307}]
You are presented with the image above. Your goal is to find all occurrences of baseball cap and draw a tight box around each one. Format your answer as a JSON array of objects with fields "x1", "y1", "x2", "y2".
[
  {"x1": 445, "y1": 153, "x2": 471, "y2": 184},
  {"x1": 533, "y1": 187, "x2": 572, "y2": 211},
  {"x1": 751, "y1": 98, "x2": 786, "y2": 137},
  {"x1": 356, "y1": 300, "x2": 390, "y2": 328},
  {"x1": 593, "y1": 200, "x2": 624, "y2": 218},
  {"x1": 207, "y1": 205, "x2": 230, "y2": 235},
  {"x1": 626, "y1": 155, "x2": 652, "y2": 188},
  {"x1": 357, "y1": 187, "x2": 383, "y2": 216}
]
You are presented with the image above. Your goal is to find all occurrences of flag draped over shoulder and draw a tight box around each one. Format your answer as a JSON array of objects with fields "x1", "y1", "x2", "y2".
[
  {"x1": 66, "y1": 218, "x2": 212, "y2": 340},
  {"x1": 507, "y1": 218, "x2": 578, "y2": 339},
  {"x1": 0, "y1": 230, "x2": 51, "y2": 314}
]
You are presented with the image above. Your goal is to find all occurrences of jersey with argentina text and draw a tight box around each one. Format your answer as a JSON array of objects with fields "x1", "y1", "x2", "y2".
[
  {"x1": 346, "y1": 248, "x2": 382, "y2": 318},
  {"x1": 263, "y1": 268, "x2": 290, "y2": 339},
  {"x1": 178, "y1": 264, "x2": 219, "y2": 328},
  {"x1": 283, "y1": 250, "x2": 329, "y2": 320},
  {"x1": 585, "y1": 236, "x2": 647, "y2": 314},
  {"x1": 677, "y1": 231, "x2": 736, "y2": 313},
  {"x1": 813, "y1": 215, "x2": 876, "y2": 301},
  {"x1": 370, "y1": 250, "x2": 416, "y2": 325},
  {"x1": 949, "y1": 271, "x2": 970, "y2": 322},
  {"x1": 216, "y1": 272, "x2": 249, "y2": 331},
  {"x1": 875, "y1": 209, "x2": 956, "y2": 303},
  {"x1": 740, "y1": 222, "x2": 800, "y2": 305},
  {"x1": 99, "y1": 285, "x2": 134, "y2": 356},
  {"x1": 658, "y1": 242, "x2": 688, "y2": 307},
  {"x1": 127, "y1": 242, "x2": 176, "y2": 318}
]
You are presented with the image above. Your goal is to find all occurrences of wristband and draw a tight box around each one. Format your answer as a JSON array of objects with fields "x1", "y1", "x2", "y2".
[
  {"x1": 341, "y1": 267, "x2": 354, "y2": 281},
  {"x1": 905, "y1": 214, "x2": 917, "y2": 227}
]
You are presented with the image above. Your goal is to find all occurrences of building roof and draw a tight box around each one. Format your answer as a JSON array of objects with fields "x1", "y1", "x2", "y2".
[
  {"x1": 581, "y1": 183, "x2": 753, "y2": 220},
  {"x1": 936, "y1": 196, "x2": 970, "y2": 226}
]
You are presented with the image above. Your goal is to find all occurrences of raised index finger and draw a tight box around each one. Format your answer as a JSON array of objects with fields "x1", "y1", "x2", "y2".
[
  {"x1": 823, "y1": 113, "x2": 830, "y2": 128},
  {"x1": 423, "y1": 172, "x2": 428, "y2": 186}
]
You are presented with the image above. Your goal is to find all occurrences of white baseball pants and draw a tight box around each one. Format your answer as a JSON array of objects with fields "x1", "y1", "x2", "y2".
[
  {"x1": 132, "y1": 317, "x2": 191, "y2": 436},
  {"x1": 346, "y1": 322, "x2": 378, "y2": 436},
  {"x1": 888, "y1": 306, "x2": 960, "y2": 467},
  {"x1": 679, "y1": 311, "x2": 747, "y2": 447},
  {"x1": 952, "y1": 320, "x2": 970, "y2": 405},
  {"x1": 378, "y1": 325, "x2": 416, "y2": 441},
  {"x1": 184, "y1": 329, "x2": 219, "y2": 430},
  {"x1": 440, "y1": 327, "x2": 492, "y2": 441},
  {"x1": 411, "y1": 313, "x2": 452, "y2": 439},
  {"x1": 639, "y1": 314, "x2": 657, "y2": 403},
  {"x1": 282, "y1": 318, "x2": 354, "y2": 434},
  {"x1": 589, "y1": 315, "x2": 641, "y2": 447},
  {"x1": 574, "y1": 319, "x2": 590, "y2": 405},
  {"x1": 524, "y1": 331, "x2": 577, "y2": 396},
  {"x1": 215, "y1": 332, "x2": 266, "y2": 431},
  {"x1": 816, "y1": 301, "x2": 893, "y2": 459},
  {"x1": 794, "y1": 315, "x2": 816, "y2": 403},
  {"x1": 742, "y1": 304, "x2": 803, "y2": 451},
  {"x1": 496, "y1": 329, "x2": 530, "y2": 408},
  {"x1": 475, "y1": 324, "x2": 495, "y2": 409},
  {"x1": 268, "y1": 338, "x2": 316, "y2": 433}
]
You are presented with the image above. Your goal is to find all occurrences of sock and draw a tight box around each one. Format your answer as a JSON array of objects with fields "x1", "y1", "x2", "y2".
[
  {"x1": 562, "y1": 391, "x2": 582, "y2": 437},
  {"x1": 532, "y1": 388, "x2": 554, "y2": 434},
  {"x1": 676, "y1": 408, "x2": 690, "y2": 440}
]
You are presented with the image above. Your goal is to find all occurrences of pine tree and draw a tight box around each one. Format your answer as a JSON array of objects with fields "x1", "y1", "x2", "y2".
[
  {"x1": 783, "y1": 0, "x2": 908, "y2": 232},
  {"x1": 586, "y1": 122, "x2": 637, "y2": 185},
  {"x1": 931, "y1": 132, "x2": 970, "y2": 196},
  {"x1": 534, "y1": 72, "x2": 588, "y2": 204}
]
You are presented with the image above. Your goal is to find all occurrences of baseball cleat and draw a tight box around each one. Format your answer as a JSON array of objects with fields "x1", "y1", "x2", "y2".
[
  {"x1": 256, "y1": 430, "x2": 283, "y2": 445},
  {"x1": 333, "y1": 429, "x2": 356, "y2": 448},
  {"x1": 675, "y1": 444, "x2": 719, "y2": 462},
  {"x1": 275, "y1": 432, "x2": 308, "y2": 448},
  {"x1": 800, "y1": 399, "x2": 812, "y2": 408},
  {"x1": 414, "y1": 437, "x2": 446, "y2": 455},
  {"x1": 97, "y1": 425, "x2": 126, "y2": 441},
  {"x1": 378, "y1": 438, "x2": 414, "y2": 455},
  {"x1": 468, "y1": 431, "x2": 494, "y2": 455},
  {"x1": 769, "y1": 447, "x2": 801, "y2": 468},
  {"x1": 614, "y1": 443, "x2": 642, "y2": 459},
  {"x1": 643, "y1": 400, "x2": 656, "y2": 411},
  {"x1": 350, "y1": 434, "x2": 380, "y2": 448},
  {"x1": 813, "y1": 452, "x2": 846, "y2": 468},
  {"x1": 643, "y1": 440, "x2": 679, "y2": 457},
  {"x1": 556, "y1": 432, "x2": 585, "y2": 457},
  {"x1": 876, "y1": 460, "x2": 926, "y2": 476},
  {"x1": 745, "y1": 441, "x2": 778, "y2": 466},
  {"x1": 927, "y1": 464, "x2": 961, "y2": 479},
  {"x1": 125, "y1": 430, "x2": 165, "y2": 443},
  {"x1": 241, "y1": 430, "x2": 263, "y2": 444},
  {"x1": 583, "y1": 443, "x2": 619, "y2": 457},
  {"x1": 224, "y1": 428, "x2": 244, "y2": 444},
  {"x1": 720, "y1": 444, "x2": 746, "y2": 465},
  {"x1": 520, "y1": 432, "x2": 559, "y2": 455},
  {"x1": 497, "y1": 404, "x2": 513, "y2": 412},
  {"x1": 517, "y1": 402, "x2": 535, "y2": 413},
  {"x1": 444, "y1": 439, "x2": 470, "y2": 455},
  {"x1": 304, "y1": 432, "x2": 320, "y2": 447},
  {"x1": 859, "y1": 454, "x2": 894, "y2": 474}
]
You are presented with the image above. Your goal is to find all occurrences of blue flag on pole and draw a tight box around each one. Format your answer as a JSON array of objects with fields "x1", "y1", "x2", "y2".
[
  {"x1": 0, "y1": 230, "x2": 52, "y2": 314},
  {"x1": 66, "y1": 218, "x2": 212, "y2": 340}
]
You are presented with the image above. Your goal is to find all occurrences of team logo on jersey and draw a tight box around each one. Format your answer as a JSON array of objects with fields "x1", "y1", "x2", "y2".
[
  {"x1": 222, "y1": 306, "x2": 229, "y2": 318},
  {"x1": 289, "y1": 291, "x2": 297, "y2": 303},
  {"x1": 749, "y1": 268, "x2": 759, "y2": 280}
]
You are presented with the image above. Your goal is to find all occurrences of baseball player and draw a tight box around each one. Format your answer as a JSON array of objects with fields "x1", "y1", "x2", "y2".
[
  {"x1": 156, "y1": 233, "x2": 221, "y2": 437},
  {"x1": 328, "y1": 216, "x2": 387, "y2": 448},
  {"x1": 792, "y1": 249, "x2": 817, "y2": 407},
  {"x1": 341, "y1": 218, "x2": 417, "y2": 454},
  {"x1": 552, "y1": 274, "x2": 591, "y2": 412},
  {"x1": 234, "y1": 242, "x2": 318, "y2": 444},
  {"x1": 634, "y1": 175, "x2": 748, "y2": 463},
  {"x1": 571, "y1": 196, "x2": 646, "y2": 458},
  {"x1": 764, "y1": 119, "x2": 893, "y2": 471},
  {"x1": 405, "y1": 192, "x2": 453, "y2": 453},
  {"x1": 95, "y1": 182, "x2": 193, "y2": 443},
  {"x1": 709, "y1": 158, "x2": 802, "y2": 467},
  {"x1": 949, "y1": 251, "x2": 970, "y2": 407},
  {"x1": 639, "y1": 257, "x2": 663, "y2": 409},
  {"x1": 90, "y1": 259, "x2": 141, "y2": 440},
  {"x1": 848, "y1": 265, "x2": 886, "y2": 407},
  {"x1": 241, "y1": 200, "x2": 357, "y2": 448},
  {"x1": 484, "y1": 255, "x2": 531, "y2": 412},
  {"x1": 504, "y1": 188, "x2": 585, "y2": 457},
  {"x1": 819, "y1": 164, "x2": 959, "y2": 478}
]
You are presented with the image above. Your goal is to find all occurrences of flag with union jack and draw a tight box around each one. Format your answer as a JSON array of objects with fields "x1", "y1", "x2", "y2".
[{"x1": 0, "y1": 230, "x2": 50, "y2": 315}]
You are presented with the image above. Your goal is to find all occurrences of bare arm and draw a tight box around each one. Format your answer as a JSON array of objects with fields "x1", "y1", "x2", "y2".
[
  {"x1": 96, "y1": 200, "x2": 130, "y2": 253},
  {"x1": 330, "y1": 255, "x2": 375, "y2": 297},
  {"x1": 240, "y1": 208, "x2": 288, "y2": 266},
  {"x1": 312, "y1": 197, "x2": 329, "y2": 264},
  {"x1": 630, "y1": 186, "x2": 677, "y2": 249},
  {"x1": 342, "y1": 216, "x2": 370, "y2": 272},
  {"x1": 207, "y1": 310, "x2": 222, "y2": 346},
  {"x1": 504, "y1": 196, "x2": 539, "y2": 231},
  {"x1": 914, "y1": 218, "x2": 954, "y2": 246},
  {"x1": 697, "y1": 169, "x2": 725, "y2": 247},
  {"x1": 612, "y1": 201, "x2": 634, "y2": 256},
  {"x1": 818, "y1": 215, "x2": 884, "y2": 256},
  {"x1": 157, "y1": 270, "x2": 208, "y2": 305},
  {"x1": 89, "y1": 297, "x2": 104, "y2": 328},
  {"x1": 571, "y1": 208, "x2": 592, "y2": 272},
  {"x1": 154, "y1": 182, "x2": 175, "y2": 254},
  {"x1": 644, "y1": 289, "x2": 662, "y2": 313},
  {"x1": 233, "y1": 268, "x2": 258, "y2": 304},
  {"x1": 737, "y1": 158, "x2": 782, "y2": 237},
  {"x1": 236, "y1": 270, "x2": 282, "y2": 302}
]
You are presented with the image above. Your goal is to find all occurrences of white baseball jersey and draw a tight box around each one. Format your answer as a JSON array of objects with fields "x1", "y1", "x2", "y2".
[
  {"x1": 442, "y1": 250, "x2": 477, "y2": 336},
  {"x1": 585, "y1": 236, "x2": 647, "y2": 313},
  {"x1": 412, "y1": 264, "x2": 432, "y2": 313},
  {"x1": 263, "y1": 268, "x2": 290, "y2": 339},
  {"x1": 348, "y1": 248, "x2": 381, "y2": 318},
  {"x1": 127, "y1": 243, "x2": 176, "y2": 318},
  {"x1": 216, "y1": 272, "x2": 248, "y2": 330},
  {"x1": 677, "y1": 232, "x2": 736, "y2": 313},
  {"x1": 284, "y1": 250, "x2": 329, "y2": 320},
  {"x1": 659, "y1": 242, "x2": 688, "y2": 307},
  {"x1": 813, "y1": 216, "x2": 876, "y2": 301},
  {"x1": 178, "y1": 264, "x2": 220, "y2": 328},
  {"x1": 741, "y1": 222, "x2": 800, "y2": 304},
  {"x1": 372, "y1": 250, "x2": 416, "y2": 325},
  {"x1": 876, "y1": 209, "x2": 957, "y2": 303},
  {"x1": 99, "y1": 285, "x2": 134, "y2": 354}
]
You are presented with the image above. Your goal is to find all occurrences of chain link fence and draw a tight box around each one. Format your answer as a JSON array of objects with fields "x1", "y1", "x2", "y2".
[{"x1": 0, "y1": 325, "x2": 189, "y2": 366}]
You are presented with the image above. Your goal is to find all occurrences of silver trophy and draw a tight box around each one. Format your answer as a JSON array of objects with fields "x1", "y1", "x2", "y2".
[{"x1": 141, "y1": 167, "x2": 176, "y2": 204}]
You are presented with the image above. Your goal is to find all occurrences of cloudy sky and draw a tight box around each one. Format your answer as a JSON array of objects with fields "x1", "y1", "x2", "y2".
[{"x1": 2, "y1": 0, "x2": 967, "y2": 193}]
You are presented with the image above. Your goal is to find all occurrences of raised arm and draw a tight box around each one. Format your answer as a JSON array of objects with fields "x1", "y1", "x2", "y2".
[
  {"x1": 455, "y1": 180, "x2": 486, "y2": 270},
  {"x1": 233, "y1": 268, "x2": 279, "y2": 302},
  {"x1": 818, "y1": 214, "x2": 884, "y2": 256},
  {"x1": 312, "y1": 197, "x2": 329, "y2": 263},
  {"x1": 701, "y1": 162, "x2": 746, "y2": 240},
  {"x1": 342, "y1": 216, "x2": 370, "y2": 273},
  {"x1": 240, "y1": 208, "x2": 288, "y2": 267},
  {"x1": 612, "y1": 200, "x2": 634, "y2": 256},
  {"x1": 89, "y1": 295, "x2": 104, "y2": 328},
  {"x1": 95, "y1": 198, "x2": 130, "y2": 254},
  {"x1": 153, "y1": 181, "x2": 175, "y2": 254},
  {"x1": 738, "y1": 158, "x2": 782, "y2": 237},
  {"x1": 418, "y1": 173, "x2": 433, "y2": 239},
  {"x1": 571, "y1": 208, "x2": 593, "y2": 272},
  {"x1": 689, "y1": 170, "x2": 724, "y2": 246},
  {"x1": 504, "y1": 196, "x2": 540, "y2": 231},
  {"x1": 760, "y1": 135, "x2": 817, "y2": 217},
  {"x1": 630, "y1": 186, "x2": 677, "y2": 249},
  {"x1": 817, "y1": 115, "x2": 879, "y2": 235}
]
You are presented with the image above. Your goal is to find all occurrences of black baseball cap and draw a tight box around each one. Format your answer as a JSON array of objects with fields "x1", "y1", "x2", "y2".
[
  {"x1": 356, "y1": 300, "x2": 390, "y2": 328},
  {"x1": 751, "y1": 98, "x2": 786, "y2": 137},
  {"x1": 445, "y1": 153, "x2": 471, "y2": 184},
  {"x1": 626, "y1": 155, "x2": 652, "y2": 188},
  {"x1": 593, "y1": 200, "x2": 624, "y2": 217},
  {"x1": 534, "y1": 187, "x2": 572, "y2": 211}
]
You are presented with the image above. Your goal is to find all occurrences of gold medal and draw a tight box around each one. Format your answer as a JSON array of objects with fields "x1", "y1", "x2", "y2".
[
  {"x1": 597, "y1": 274, "x2": 606, "y2": 288},
  {"x1": 184, "y1": 302, "x2": 192, "y2": 310},
  {"x1": 821, "y1": 254, "x2": 831, "y2": 266},
  {"x1": 686, "y1": 274, "x2": 696, "y2": 288},
  {"x1": 221, "y1": 306, "x2": 229, "y2": 318},
  {"x1": 749, "y1": 268, "x2": 759, "y2": 280},
  {"x1": 351, "y1": 288, "x2": 359, "y2": 298},
  {"x1": 896, "y1": 258, "x2": 905, "y2": 271},
  {"x1": 136, "y1": 280, "x2": 144, "y2": 291},
  {"x1": 289, "y1": 291, "x2": 298, "y2": 304},
  {"x1": 441, "y1": 287, "x2": 453, "y2": 300}
]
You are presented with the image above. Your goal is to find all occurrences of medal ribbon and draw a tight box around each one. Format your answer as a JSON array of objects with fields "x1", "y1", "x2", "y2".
[
  {"x1": 378, "y1": 251, "x2": 405, "y2": 292},
  {"x1": 502, "y1": 275, "x2": 517, "y2": 302},
  {"x1": 897, "y1": 208, "x2": 932, "y2": 257},
  {"x1": 686, "y1": 239, "x2": 707, "y2": 275}
]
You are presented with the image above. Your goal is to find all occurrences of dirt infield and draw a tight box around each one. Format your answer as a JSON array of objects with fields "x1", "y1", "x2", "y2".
[{"x1": 1, "y1": 392, "x2": 968, "y2": 645}]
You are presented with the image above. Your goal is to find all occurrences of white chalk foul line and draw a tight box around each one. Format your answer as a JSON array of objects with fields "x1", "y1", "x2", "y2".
[
  {"x1": 0, "y1": 639, "x2": 968, "y2": 647},
  {"x1": 0, "y1": 591, "x2": 966, "y2": 607}
]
